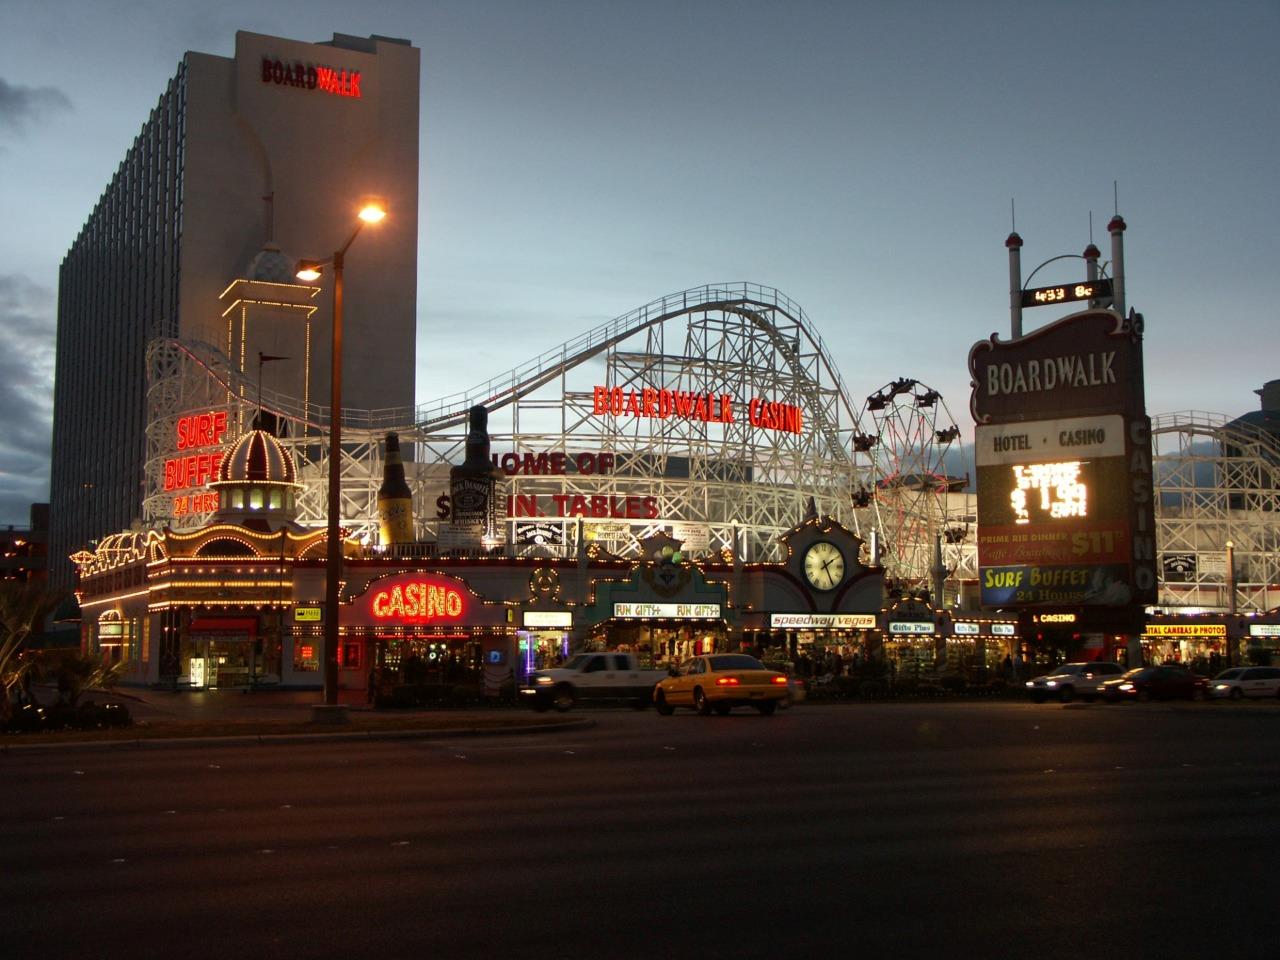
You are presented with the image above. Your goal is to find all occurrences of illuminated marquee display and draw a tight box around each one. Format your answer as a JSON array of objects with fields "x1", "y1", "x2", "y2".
[
  {"x1": 1144, "y1": 623, "x2": 1226, "y2": 638},
  {"x1": 969, "y1": 309, "x2": 1156, "y2": 608},
  {"x1": 976, "y1": 412, "x2": 1146, "y2": 605},
  {"x1": 166, "y1": 410, "x2": 228, "y2": 518},
  {"x1": 1010, "y1": 461, "x2": 1088, "y2": 523},
  {"x1": 370, "y1": 578, "x2": 467, "y2": 623},
  {"x1": 769, "y1": 613, "x2": 878, "y2": 630},
  {"x1": 591, "y1": 386, "x2": 803, "y2": 435},
  {"x1": 613, "y1": 602, "x2": 720, "y2": 619},
  {"x1": 261, "y1": 58, "x2": 362, "y2": 98},
  {"x1": 524, "y1": 611, "x2": 573, "y2": 628},
  {"x1": 1019, "y1": 278, "x2": 1113, "y2": 309}
]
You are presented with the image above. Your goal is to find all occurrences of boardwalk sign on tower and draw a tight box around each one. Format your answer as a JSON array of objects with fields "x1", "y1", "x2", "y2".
[{"x1": 969, "y1": 308, "x2": 1157, "y2": 608}]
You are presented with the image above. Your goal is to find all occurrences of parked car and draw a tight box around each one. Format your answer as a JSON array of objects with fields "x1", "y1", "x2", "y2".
[
  {"x1": 763, "y1": 661, "x2": 806, "y2": 707},
  {"x1": 653, "y1": 654, "x2": 789, "y2": 716},
  {"x1": 1025, "y1": 661, "x2": 1125, "y2": 702},
  {"x1": 1100, "y1": 665, "x2": 1209, "y2": 702},
  {"x1": 1209, "y1": 666, "x2": 1280, "y2": 700}
]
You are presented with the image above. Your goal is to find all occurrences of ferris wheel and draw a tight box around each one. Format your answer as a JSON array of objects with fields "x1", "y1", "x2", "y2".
[{"x1": 855, "y1": 378, "x2": 966, "y2": 586}]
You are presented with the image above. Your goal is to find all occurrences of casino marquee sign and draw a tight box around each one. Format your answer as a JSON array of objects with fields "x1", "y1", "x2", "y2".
[
  {"x1": 968, "y1": 309, "x2": 1145, "y2": 424},
  {"x1": 968, "y1": 308, "x2": 1156, "y2": 608}
]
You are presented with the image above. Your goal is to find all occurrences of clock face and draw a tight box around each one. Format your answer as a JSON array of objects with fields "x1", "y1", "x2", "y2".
[{"x1": 803, "y1": 541, "x2": 845, "y2": 591}]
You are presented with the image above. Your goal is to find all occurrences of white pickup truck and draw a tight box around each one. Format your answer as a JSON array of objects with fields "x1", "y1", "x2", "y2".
[{"x1": 521, "y1": 652, "x2": 668, "y2": 712}]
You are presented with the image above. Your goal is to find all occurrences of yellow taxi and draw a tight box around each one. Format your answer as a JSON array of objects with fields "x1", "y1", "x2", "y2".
[{"x1": 653, "y1": 654, "x2": 789, "y2": 716}]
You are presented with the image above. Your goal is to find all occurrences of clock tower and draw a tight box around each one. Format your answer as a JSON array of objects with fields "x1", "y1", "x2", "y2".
[{"x1": 778, "y1": 510, "x2": 869, "y2": 601}]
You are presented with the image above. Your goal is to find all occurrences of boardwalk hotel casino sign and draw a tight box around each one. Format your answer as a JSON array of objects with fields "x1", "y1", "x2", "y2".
[{"x1": 968, "y1": 308, "x2": 1156, "y2": 609}]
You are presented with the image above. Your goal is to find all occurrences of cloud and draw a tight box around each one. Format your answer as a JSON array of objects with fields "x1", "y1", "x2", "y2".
[
  {"x1": 0, "y1": 274, "x2": 55, "y2": 524},
  {"x1": 0, "y1": 77, "x2": 72, "y2": 134}
]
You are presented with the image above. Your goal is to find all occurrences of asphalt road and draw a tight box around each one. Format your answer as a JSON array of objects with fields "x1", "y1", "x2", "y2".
[{"x1": 4, "y1": 700, "x2": 1279, "y2": 959}]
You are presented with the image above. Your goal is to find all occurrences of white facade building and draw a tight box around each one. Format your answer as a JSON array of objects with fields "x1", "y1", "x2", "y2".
[{"x1": 50, "y1": 31, "x2": 420, "y2": 584}]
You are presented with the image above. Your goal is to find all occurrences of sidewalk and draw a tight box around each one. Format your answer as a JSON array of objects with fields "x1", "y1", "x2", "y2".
[{"x1": 2, "y1": 686, "x2": 586, "y2": 751}]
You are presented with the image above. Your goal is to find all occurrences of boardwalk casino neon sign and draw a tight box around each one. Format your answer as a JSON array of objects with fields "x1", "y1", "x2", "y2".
[
  {"x1": 261, "y1": 58, "x2": 362, "y2": 98},
  {"x1": 591, "y1": 386, "x2": 803, "y2": 435}
]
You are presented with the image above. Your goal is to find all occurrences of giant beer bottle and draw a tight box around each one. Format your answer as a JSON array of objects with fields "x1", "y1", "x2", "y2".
[{"x1": 377, "y1": 432, "x2": 415, "y2": 545}]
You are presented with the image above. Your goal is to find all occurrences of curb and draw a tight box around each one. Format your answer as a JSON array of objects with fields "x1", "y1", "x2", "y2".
[{"x1": 0, "y1": 717, "x2": 595, "y2": 754}]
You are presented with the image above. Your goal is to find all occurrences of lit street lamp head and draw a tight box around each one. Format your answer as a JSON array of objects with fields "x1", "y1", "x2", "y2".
[
  {"x1": 295, "y1": 260, "x2": 324, "y2": 282},
  {"x1": 358, "y1": 197, "x2": 387, "y2": 223}
]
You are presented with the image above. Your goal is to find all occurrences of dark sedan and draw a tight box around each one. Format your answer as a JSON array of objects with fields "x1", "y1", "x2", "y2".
[{"x1": 1100, "y1": 665, "x2": 1209, "y2": 702}]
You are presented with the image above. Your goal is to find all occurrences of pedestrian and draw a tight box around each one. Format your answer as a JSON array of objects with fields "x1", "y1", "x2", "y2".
[
  {"x1": 366, "y1": 665, "x2": 379, "y2": 706},
  {"x1": 1002, "y1": 654, "x2": 1013, "y2": 680}
]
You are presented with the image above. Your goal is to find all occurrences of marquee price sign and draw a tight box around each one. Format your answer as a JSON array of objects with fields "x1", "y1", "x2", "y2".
[{"x1": 969, "y1": 309, "x2": 1156, "y2": 609}]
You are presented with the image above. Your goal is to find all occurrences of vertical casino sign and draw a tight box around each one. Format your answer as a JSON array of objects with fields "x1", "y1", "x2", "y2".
[{"x1": 968, "y1": 309, "x2": 1156, "y2": 608}]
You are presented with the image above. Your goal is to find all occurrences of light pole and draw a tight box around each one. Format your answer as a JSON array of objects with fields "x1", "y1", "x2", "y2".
[
  {"x1": 1226, "y1": 539, "x2": 1236, "y2": 667},
  {"x1": 297, "y1": 198, "x2": 387, "y2": 706}
]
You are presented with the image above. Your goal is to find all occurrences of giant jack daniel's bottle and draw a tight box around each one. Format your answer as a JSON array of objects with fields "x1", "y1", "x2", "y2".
[
  {"x1": 377, "y1": 432, "x2": 415, "y2": 545},
  {"x1": 449, "y1": 405, "x2": 505, "y2": 544}
]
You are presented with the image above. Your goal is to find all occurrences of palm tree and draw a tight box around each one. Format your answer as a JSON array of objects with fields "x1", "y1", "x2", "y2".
[{"x1": 0, "y1": 581, "x2": 67, "y2": 724}]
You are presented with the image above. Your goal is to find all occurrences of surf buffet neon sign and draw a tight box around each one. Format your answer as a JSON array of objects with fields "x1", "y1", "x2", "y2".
[{"x1": 166, "y1": 410, "x2": 228, "y2": 517}]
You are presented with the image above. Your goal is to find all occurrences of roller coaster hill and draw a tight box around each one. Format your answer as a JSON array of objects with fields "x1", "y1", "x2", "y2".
[{"x1": 144, "y1": 283, "x2": 1279, "y2": 611}]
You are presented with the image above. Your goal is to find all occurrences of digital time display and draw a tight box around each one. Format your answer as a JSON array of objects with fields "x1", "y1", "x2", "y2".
[{"x1": 1019, "y1": 278, "x2": 1113, "y2": 309}]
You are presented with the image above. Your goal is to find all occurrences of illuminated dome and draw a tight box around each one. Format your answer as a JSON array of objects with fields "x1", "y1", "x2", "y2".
[
  {"x1": 216, "y1": 429, "x2": 299, "y2": 485},
  {"x1": 211, "y1": 428, "x2": 302, "y2": 531}
]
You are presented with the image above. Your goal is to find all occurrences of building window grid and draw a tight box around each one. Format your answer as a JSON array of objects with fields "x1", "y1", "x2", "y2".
[{"x1": 50, "y1": 64, "x2": 187, "y2": 585}]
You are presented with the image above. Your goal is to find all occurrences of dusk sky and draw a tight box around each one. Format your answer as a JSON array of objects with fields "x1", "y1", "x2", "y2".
[{"x1": 2, "y1": 0, "x2": 1277, "y2": 525}]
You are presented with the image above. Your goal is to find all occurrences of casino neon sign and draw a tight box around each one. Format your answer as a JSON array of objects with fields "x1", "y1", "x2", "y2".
[
  {"x1": 591, "y1": 386, "x2": 803, "y2": 435},
  {"x1": 369, "y1": 577, "x2": 467, "y2": 623},
  {"x1": 261, "y1": 58, "x2": 362, "y2": 98},
  {"x1": 165, "y1": 410, "x2": 228, "y2": 517}
]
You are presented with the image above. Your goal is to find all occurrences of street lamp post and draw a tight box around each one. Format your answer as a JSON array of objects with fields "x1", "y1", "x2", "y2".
[
  {"x1": 297, "y1": 199, "x2": 387, "y2": 707},
  {"x1": 1226, "y1": 539, "x2": 1236, "y2": 667}
]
